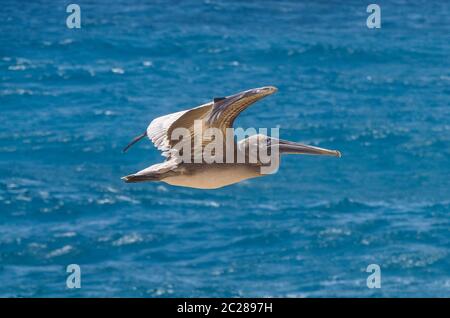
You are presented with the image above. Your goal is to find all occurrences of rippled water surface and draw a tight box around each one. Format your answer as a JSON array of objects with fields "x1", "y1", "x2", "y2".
[{"x1": 0, "y1": 0, "x2": 449, "y2": 297}]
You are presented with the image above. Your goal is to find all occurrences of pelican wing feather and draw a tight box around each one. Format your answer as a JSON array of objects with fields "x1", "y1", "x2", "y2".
[
  {"x1": 207, "y1": 87, "x2": 277, "y2": 131},
  {"x1": 147, "y1": 103, "x2": 212, "y2": 158},
  {"x1": 145, "y1": 87, "x2": 277, "y2": 161}
]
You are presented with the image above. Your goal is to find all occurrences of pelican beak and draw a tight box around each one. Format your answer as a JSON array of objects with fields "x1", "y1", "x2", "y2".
[{"x1": 277, "y1": 139, "x2": 341, "y2": 157}]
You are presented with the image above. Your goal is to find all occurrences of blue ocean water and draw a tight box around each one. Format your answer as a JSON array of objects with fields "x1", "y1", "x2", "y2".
[{"x1": 0, "y1": 0, "x2": 449, "y2": 297}]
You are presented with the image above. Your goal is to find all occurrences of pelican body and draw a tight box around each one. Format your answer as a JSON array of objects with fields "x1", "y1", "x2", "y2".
[{"x1": 122, "y1": 86, "x2": 341, "y2": 189}]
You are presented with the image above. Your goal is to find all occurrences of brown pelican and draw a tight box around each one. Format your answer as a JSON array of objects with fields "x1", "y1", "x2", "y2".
[{"x1": 122, "y1": 86, "x2": 341, "y2": 189}]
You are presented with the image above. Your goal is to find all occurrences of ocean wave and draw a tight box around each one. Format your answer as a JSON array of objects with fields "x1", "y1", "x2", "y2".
[
  {"x1": 45, "y1": 245, "x2": 74, "y2": 258},
  {"x1": 112, "y1": 233, "x2": 143, "y2": 246}
]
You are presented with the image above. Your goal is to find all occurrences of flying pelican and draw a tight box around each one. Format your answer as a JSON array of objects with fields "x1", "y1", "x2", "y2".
[{"x1": 122, "y1": 86, "x2": 341, "y2": 189}]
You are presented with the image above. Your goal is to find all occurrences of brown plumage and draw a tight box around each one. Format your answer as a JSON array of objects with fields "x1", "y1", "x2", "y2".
[{"x1": 122, "y1": 86, "x2": 341, "y2": 189}]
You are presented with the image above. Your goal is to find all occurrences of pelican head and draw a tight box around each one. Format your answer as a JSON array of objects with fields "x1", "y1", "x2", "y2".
[
  {"x1": 237, "y1": 134, "x2": 340, "y2": 175},
  {"x1": 240, "y1": 134, "x2": 341, "y2": 158}
]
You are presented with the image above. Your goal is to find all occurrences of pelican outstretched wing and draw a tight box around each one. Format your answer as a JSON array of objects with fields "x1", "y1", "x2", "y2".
[
  {"x1": 146, "y1": 109, "x2": 191, "y2": 157},
  {"x1": 125, "y1": 87, "x2": 277, "y2": 160},
  {"x1": 207, "y1": 86, "x2": 277, "y2": 131},
  {"x1": 147, "y1": 103, "x2": 212, "y2": 158}
]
